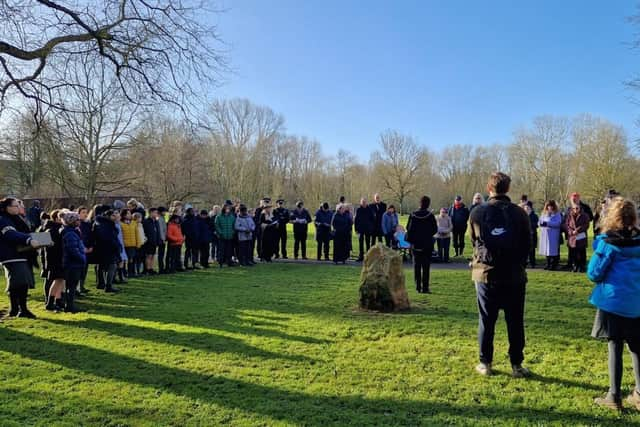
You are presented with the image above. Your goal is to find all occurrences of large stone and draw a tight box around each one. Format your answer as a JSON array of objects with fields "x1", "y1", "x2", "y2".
[{"x1": 359, "y1": 243, "x2": 410, "y2": 312}]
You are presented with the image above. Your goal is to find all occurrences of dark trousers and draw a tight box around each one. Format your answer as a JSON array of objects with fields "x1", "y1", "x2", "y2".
[
  {"x1": 167, "y1": 245, "x2": 181, "y2": 272},
  {"x1": 199, "y1": 242, "x2": 210, "y2": 266},
  {"x1": 384, "y1": 233, "x2": 393, "y2": 248},
  {"x1": 64, "y1": 268, "x2": 83, "y2": 309},
  {"x1": 317, "y1": 238, "x2": 330, "y2": 260},
  {"x1": 158, "y1": 241, "x2": 166, "y2": 272},
  {"x1": 436, "y1": 237, "x2": 450, "y2": 262},
  {"x1": 218, "y1": 239, "x2": 234, "y2": 265},
  {"x1": 452, "y1": 229, "x2": 466, "y2": 255},
  {"x1": 211, "y1": 237, "x2": 219, "y2": 262},
  {"x1": 294, "y1": 232, "x2": 307, "y2": 258},
  {"x1": 97, "y1": 263, "x2": 117, "y2": 290},
  {"x1": 528, "y1": 235, "x2": 537, "y2": 267},
  {"x1": 184, "y1": 240, "x2": 198, "y2": 268},
  {"x1": 275, "y1": 225, "x2": 287, "y2": 257},
  {"x1": 413, "y1": 250, "x2": 432, "y2": 292},
  {"x1": 568, "y1": 247, "x2": 586, "y2": 270},
  {"x1": 358, "y1": 233, "x2": 373, "y2": 258},
  {"x1": 238, "y1": 240, "x2": 252, "y2": 265},
  {"x1": 375, "y1": 232, "x2": 383, "y2": 243},
  {"x1": 475, "y1": 281, "x2": 526, "y2": 365},
  {"x1": 545, "y1": 255, "x2": 560, "y2": 269}
]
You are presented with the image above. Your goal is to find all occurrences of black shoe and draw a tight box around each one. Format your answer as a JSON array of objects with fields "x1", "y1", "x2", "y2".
[
  {"x1": 17, "y1": 309, "x2": 37, "y2": 319},
  {"x1": 105, "y1": 287, "x2": 120, "y2": 293},
  {"x1": 64, "y1": 305, "x2": 84, "y2": 314},
  {"x1": 302, "y1": 257, "x2": 308, "y2": 260},
  {"x1": 423, "y1": 289, "x2": 432, "y2": 294},
  {"x1": 282, "y1": 256, "x2": 288, "y2": 259}
]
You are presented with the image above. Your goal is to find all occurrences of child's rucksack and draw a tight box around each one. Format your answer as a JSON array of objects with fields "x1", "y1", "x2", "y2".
[{"x1": 477, "y1": 202, "x2": 518, "y2": 266}]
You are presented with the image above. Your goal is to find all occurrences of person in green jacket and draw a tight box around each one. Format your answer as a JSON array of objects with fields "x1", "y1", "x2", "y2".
[{"x1": 214, "y1": 205, "x2": 236, "y2": 267}]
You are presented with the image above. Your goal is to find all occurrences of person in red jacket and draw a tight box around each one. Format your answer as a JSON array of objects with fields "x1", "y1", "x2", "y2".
[{"x1": 166, "y1": 215, "x2": 185, "y2": 273}]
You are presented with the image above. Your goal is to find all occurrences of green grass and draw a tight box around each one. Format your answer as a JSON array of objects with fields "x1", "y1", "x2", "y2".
[{"x1": 0, "y1": 262, "x2": 638, "y2": 426}]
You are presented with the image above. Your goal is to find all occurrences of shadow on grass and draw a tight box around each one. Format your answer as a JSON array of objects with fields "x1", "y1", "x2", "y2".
[
  {"x1": 43, "y1": 317, "x2": 317, "y2": 363},
  {"x1": 0, "y1": 327, "x2": 636, "y2": 426}
]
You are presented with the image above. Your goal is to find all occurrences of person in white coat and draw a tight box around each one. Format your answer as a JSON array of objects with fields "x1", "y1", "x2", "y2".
[{"x1": 538, "y1": 200, "x2": 562, "y2": 270}]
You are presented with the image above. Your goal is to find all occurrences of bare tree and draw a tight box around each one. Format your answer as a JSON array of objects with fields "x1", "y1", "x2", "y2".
[
  {"x1": 0, "y1": 0, "x2": 226, "y2": 116},
  {"x1": 42, "y1": 55, "x2": 140, "y2": 203},
  {"x1": 371, "y1": 130, "x2": 430, "y2": 214}
]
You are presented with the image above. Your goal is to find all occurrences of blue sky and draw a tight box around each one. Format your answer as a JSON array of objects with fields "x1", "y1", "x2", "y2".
[{"x1": 214, "y1": 0, "x2": 639, "y2": 158}]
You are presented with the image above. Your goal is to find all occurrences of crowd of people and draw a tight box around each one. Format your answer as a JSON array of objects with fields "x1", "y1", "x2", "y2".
[{"x1": 1, "y1": 176, "x2": 640, "y2": 411}]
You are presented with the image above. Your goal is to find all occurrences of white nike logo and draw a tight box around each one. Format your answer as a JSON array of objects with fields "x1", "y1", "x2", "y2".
[{"x1": 491, "y1": 228, "x2": 506, "y2": 236}]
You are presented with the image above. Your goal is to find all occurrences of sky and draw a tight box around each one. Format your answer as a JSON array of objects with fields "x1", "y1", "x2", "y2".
[{"x1": 214, "y1": 0, "x2": 639, "y2": 158}]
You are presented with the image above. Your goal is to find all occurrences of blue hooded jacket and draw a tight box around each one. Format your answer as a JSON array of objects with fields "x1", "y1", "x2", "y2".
[
  {"x1": 587, "y1": 229, "x2": 640, "y2": 318},
  {"x1": 62, "y1": 225, "x2": 86, "y2": 269}
]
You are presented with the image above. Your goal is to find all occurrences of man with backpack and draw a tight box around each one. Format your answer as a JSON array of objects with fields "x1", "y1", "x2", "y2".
[{"x1": 469, "y1": 172, "x2": 532, "y2": 378}]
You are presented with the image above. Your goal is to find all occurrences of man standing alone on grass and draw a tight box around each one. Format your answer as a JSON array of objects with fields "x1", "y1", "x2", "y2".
[{"x1": 469, "y1": 172, "x2": 532, "y2": 378}]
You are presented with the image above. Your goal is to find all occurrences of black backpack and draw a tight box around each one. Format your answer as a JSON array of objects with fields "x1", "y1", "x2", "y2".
[{"x1": 478, "y1": 202, "x2": 518, "y2": 266}]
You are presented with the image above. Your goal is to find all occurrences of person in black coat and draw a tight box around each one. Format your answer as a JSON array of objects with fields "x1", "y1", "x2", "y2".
[
  {"x1": 354, "y1": 198, "x2": 376, "y2": 261},
  {"x1": 181, "y1": 208, "x2": 198, "y2": 269},
  {"x1": 259, "y1": 205, "x2": 279, "y2": 262},
  {"x1": 273, "y1": 199, "x2": 290, "y2": 259},
  {"x1": 314, "y1": 202, "x2": 333, "y2": 261},
  {"x1": 26, "y1": 200, "x2": 43, "y2": 231},
  {"x1": 331, "y1": 204, "x2": 352, "y2": 264},
  {"x1": 406, "y1": 196, "x2": 438, "y2": 293},
  {"x1": 448, "y1": 195, "x2": 470, "y2": 257},
  {"x1": 93, "y1": 210, "x2": 121, "y2": 292},
  {"x1": 197, "y1": 210, "x2": 213, "y2": 268},
  {"x1": 0, "y1": 197, "x2": 39, "y2": 318},
  {"x1": 290, "y1": 201, "x2": 312, "y2": 260},
  {"x1": 43, "y1": 211, "x2": 65, "y2": 311},
  {"x1": 371, "y1": 193, "x2": 387, "y2": 244},
  {"x1": 142, "y1": 208, "x2": 161, "y2": 274},
  {"x1": 524, "y1": 203, "x2": 539, "y2": 268}
]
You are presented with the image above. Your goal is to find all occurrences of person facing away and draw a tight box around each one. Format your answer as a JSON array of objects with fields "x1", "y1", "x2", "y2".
[
  {"x1": 587, "y1": 197, "x2": 640, "y2": 411},
  {"x1": 469, "y1": 172, "x2": 531, "y2": 378},
  {"x1": 406, "y1": 196, "x2": 437, "y2": 294},
  {"x1": 354, "y1": 198, "x2": 376, "y2": 261},
  {"x1": 371, "y1": 193, "x2": 387, "y2": 244}
]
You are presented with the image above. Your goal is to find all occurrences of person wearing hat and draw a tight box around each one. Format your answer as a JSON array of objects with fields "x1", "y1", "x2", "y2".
[
  {"x1": 448, "y1": 195, "x2": 470, "y2": 257},
  {"x1": 290, "y1": 201, "x2": 312, "y2": 260},
  {"x1": 61, "y1": 211, "x2": 86, "y2": 313},
  {"x1": 0, "y1": 197, "x2": 41, "y2": 318},
  {"x1": 314, "y1": 202, "x2": 333, "y2": 261},
  {"x1": 273, "y1": 199, "x2": 290, "y2": 259}
]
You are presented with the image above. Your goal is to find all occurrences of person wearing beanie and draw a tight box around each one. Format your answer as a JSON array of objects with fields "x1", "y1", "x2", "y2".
[{"x1": 61, "y1": 211, "x2": 85, "y2": 313}]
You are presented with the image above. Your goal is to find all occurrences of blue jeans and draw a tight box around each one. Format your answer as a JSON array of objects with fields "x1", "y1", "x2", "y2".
[{"x1": 475, "y1": 281, "x2": 526, "y2": 365}]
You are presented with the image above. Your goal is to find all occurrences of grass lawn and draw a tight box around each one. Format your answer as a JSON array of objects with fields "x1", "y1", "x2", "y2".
[{"x1": 1, "y1": 261, "x2": 639, "y2": 426}]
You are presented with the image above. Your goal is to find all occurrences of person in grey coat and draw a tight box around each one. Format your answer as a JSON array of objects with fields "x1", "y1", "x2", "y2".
[{"x1": 234, "y1": 205, "x2": 256, "y2": 266}]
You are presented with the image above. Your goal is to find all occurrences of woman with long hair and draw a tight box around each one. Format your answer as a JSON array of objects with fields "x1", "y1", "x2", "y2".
[{"x1": 588, "y1": 197, "x2": 640, "y2": 410}]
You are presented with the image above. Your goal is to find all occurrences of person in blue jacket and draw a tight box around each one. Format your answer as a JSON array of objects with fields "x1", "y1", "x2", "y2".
[
  {"x1": 381, "y1": 205, "x2": 399, "y2": 248},
  {"x1": 587, "y1": 197, "x2": 640, "y2": 411},
  {"x1": 61, "y1": 211, "x2": 86, "y2": 313}
]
